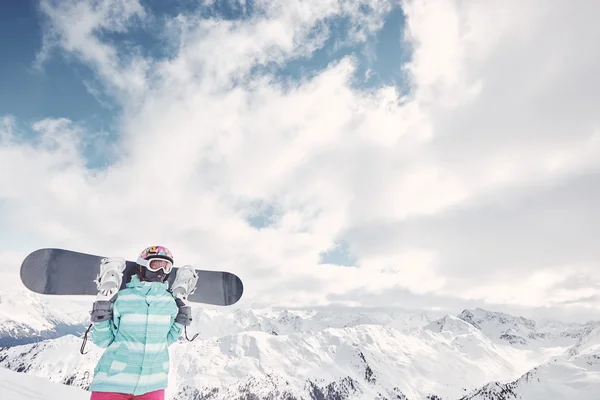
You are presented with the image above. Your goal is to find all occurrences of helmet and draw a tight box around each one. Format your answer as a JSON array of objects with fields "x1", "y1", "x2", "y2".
[
  {"x1": 136, "y1": 245, "x2": 174, "y2": 283},
  {"x1": 137, "y1": 245, "x2": 174, "y2": 264}
]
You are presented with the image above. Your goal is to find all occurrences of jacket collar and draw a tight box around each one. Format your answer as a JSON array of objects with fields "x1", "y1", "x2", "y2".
[{"x1": 126, "y1": 273, "x2": 169, "y2": 291}]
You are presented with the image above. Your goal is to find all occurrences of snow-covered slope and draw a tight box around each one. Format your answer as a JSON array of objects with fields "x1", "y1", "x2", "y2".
[
  {"x1": 461, "y1": 353, "x2": 600, "y2": 400},
  {"x1": 0, "y1": 367, "x2": 88, "y2": 400}
]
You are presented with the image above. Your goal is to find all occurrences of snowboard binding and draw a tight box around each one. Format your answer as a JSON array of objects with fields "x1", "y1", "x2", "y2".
[
  {"x1": 93, "y1": 257, "x2": 126, "y2": 301},
  {"x1": 169, "y1": 264, "x2": 198, "y2": 300}
]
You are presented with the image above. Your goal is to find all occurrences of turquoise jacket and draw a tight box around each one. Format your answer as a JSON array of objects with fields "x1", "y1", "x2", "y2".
[{"x1": 89, "y1": 274, "x2": 183, "y2": 395}]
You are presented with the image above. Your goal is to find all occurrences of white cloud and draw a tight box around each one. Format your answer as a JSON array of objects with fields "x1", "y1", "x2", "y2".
[
  {"x1": 37, "y1": 0, "x2": 147, "y2": 98},
  {"x1": 1, "y1": 116, "x2": 16, "y2": 143},
  {"x1": 1, "y1": 0, "x2": 600, "y2": 318}
]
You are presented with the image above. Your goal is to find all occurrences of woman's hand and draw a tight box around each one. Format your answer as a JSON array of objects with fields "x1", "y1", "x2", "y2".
[{"x1": 174, "y1": 298, "x2": 192, "y2": 326}]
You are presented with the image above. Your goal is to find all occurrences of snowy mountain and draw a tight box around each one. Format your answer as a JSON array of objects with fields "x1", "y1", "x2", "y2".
[
  {"x1": 0, "y1": 366, "x2": 89, "y2": 400},
  {"x1": 566, "y1": 324, "x2": 600, "y2": 358},
  {"x1": 0, "y1": 322, "x2": 545, "y2": 400},
  {"x1": 0, "y1": 290, "x2": 440, "y2": 343},
  {"x1": 194, "y1": 307, "x2": 441, "y2": 339},
  {"x1": 0, "y1": 291, "x2": 87, "y2": 346},
  {"x1": 426, "y1": 310, "x2": 600, "y2": 400},
  {"x1": 1, "y1": 291, "x2": 599, "y2": 399},
  {"x1": 456, "y1": 308, "x2": 595, "y2": 347},
  {"x1": 461, "y1": 354, "x2": 600, "y2": 400}
]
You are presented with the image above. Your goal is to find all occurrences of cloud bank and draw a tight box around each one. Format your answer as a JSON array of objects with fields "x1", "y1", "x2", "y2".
[{"x1": 1, "y1": 0, "x2": 599, "y2": 321}]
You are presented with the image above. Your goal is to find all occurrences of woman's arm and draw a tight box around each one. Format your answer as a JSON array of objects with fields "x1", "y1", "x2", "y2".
[{"x1": 167, "y1": 298, "x2": 192, "y2": 346}]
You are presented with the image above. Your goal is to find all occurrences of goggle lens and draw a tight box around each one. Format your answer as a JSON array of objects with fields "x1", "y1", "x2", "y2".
[{"x1": 147, "y1": 259, "x2": 173, "y2": 273}]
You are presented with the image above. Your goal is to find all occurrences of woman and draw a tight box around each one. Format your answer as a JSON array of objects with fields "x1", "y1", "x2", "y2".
[{"x1": 86, "y1": 245, "x2": 193, "y2": 400}]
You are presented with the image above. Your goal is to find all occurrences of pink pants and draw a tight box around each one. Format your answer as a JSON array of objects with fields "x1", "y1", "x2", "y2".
[{"x1": 90, "y1": 390, "x2": 164, "y2": 400}]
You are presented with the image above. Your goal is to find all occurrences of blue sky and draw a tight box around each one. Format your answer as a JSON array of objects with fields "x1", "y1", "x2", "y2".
[
  {"x1": 1, "y1": 0, "x2": 408, "y2": 168},
  {"x1": 1, "y1": 1, "x2": 113, "y2": 127},
  {"x1": 1, "y1": 0, "x2": 120, "y2": 167}
]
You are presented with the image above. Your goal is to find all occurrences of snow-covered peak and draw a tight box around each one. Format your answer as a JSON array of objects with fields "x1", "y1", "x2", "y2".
[
  {"x1": 0, "y1": 290, "x2": 87, "y2": 346},
  {"x1": 0, "y1": 290, "x2": 70, "y2": 329},
  {"x1": 567, "y1": 323, "x2": 600, "y2": 358},
  {"x1": 385, "y1": 309, "x2": 443, "y2": 332},
  {"x1": 184, "y1": 306, "x2": 442, "y2": 339},
  {"x1": 457, "y1": 308, "x2": 539, "y2": 344},
  {"x1": 425, "y1": 314, "x2": 479, "y2": 336},
  {"x1": 459, "y1": 308, "x2": 536, "y2": 328},
  {"x1": 455, "y1": 308, "x2": 593, "y2": 347}
]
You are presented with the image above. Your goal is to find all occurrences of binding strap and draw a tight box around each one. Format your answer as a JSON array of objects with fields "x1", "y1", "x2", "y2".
[
  {"x1": 184, "y1": 325, "x2": 199, "y2": 342},
  {"x1": 80, "y1": 324, "x2": 93, "y2": 354}
]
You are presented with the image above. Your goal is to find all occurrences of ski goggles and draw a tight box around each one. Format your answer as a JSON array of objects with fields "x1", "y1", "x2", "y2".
[{"x1": 138, "y1": 257, "x2": 173, "y2": 273}]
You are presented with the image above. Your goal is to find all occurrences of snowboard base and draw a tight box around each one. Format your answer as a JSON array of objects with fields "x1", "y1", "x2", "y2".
[{"x1": 20, "y1": 248, "x2": 243, "y2": 306}]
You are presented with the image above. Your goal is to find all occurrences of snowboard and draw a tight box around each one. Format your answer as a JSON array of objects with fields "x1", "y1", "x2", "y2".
[{"x1": 20, "y1": 248, "x2": 244, "y2": 306}]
